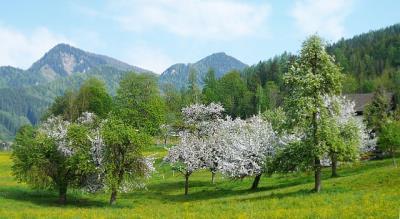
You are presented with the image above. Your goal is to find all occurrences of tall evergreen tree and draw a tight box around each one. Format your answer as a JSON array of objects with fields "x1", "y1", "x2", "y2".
[
  {"x1": 202, "y1": 68, "x2": 219, "y2": 104},
  {"x1": 186, "y1": 67, "x2": 202, "y2": 104}
]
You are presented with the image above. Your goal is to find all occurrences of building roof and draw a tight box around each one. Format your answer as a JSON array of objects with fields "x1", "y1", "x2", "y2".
[{"x1": 345, "y1": 92, "x2": 394, "y2": 113}]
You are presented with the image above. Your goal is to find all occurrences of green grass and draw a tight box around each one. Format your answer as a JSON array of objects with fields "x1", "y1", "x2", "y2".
[{"x1": 0, "y1": 149, "x2": 399, "y2": 218}]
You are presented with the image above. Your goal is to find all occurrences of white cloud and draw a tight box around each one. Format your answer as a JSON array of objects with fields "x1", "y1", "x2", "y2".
[
  {"x1": 122, "y1": 45, "x2": 174, "y2": 74},
  {"x1": 291, "y1": 0, "x2": 354, "y2": 40},
  {"x1": 0, "y1": 25, "x2": 72, "y2": 69},
  {"x1": 108, "y1": 0, "x2": 270, "y2": 40}
]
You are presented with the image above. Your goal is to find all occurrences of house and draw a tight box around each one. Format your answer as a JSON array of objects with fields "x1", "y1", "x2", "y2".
[
  {"x1": 0, "y1": 141, "x2": 11, "y2": 151},
  {"x1": 345, "y1": 92, "x2": 395, "y2": 158},
  {"x1": 345, "y1": 92, "x2": 395, "y2": 116}
]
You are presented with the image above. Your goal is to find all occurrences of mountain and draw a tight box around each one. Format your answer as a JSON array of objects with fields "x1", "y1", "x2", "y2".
[
  {"x1": 159, "y1": 52, "x2": 248, "y2": 88},
  {"x1": 0, "y1": 44, "x2": 153, "y2": 141},
  {"x1": 0, "y1": 44, "x2": 150, "y2": 89}
]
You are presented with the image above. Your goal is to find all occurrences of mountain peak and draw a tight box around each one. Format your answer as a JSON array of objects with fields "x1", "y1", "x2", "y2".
[
  {"x1": 52, "y1": 43, "x2": 74, "y2": 49},
  {"x1": 47, "y1": 43, "x2": 81, "y2": 54},
  {"x1": 159, "y1": 52, "x2": 248, "y2": 88},
  {"x1": 27, "y1": 44, "x2": 150, "y2": 82},
  {"x1": 210, "y1": 52, "x2": 227, "y2": 56}
]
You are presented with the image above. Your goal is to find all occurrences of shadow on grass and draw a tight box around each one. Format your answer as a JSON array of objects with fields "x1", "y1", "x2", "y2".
[
  {"x1": 237, "y1": 188, "x2": 313, "y2": 202},
  {"x1": 135, "y1": 176, "x2": 315, "y2": 202},
  {"x1": 0, "y1": 186, "x2": 117, "y2": 208},
  {"x1": 240, "y1": 185, "x2": 352, "y2": 202},
  {"x1": 140, "y1": 163, "x2": 367, "y2": 203}
]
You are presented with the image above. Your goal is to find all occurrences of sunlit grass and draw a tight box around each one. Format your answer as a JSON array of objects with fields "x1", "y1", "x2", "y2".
[{"x1": 0, "y1": 150, "x2": 399, "y2": 218}]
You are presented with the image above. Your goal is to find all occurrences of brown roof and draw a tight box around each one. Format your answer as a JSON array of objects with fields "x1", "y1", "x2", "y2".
[{"x1": 345, "y1": 92, "x2": 394, "y2": 113}]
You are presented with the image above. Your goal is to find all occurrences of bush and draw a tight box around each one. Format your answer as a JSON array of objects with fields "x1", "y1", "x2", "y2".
[{"x1": 378, "y1": 121, "x2": 400, "y2": 166}]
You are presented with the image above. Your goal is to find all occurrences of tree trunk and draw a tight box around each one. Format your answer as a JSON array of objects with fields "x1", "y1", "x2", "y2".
[
  {"x1": 331, "y1": 154, "x2": 338, "y2": 177},
  {"x1": 211, "y1": 172, "x2": 216, "y2": 184},
  {"x1": 312, "y1": 109, "x2": 321, "y2": 192},
  {"x1": 251, "y1": 174, "x2": 262, "y2": 190},
  {"x1": 109, "y1": 188, "x2": 118, "y2": 205},
  {"x1": 392, "y1": 150, "x2": 397, "y2": 168},
  {"x1": 58, "y1": 185, "x2": 67, "y2": 205},
  {"x1": 164, "y1": 136, "x2": 167, "y2": 147},
  {"x1": 314, "y1": 158, "x2": 321, "y2": 192},
  {"x1": 184, "y1": 174, "x2": 190, "y2": 195}
]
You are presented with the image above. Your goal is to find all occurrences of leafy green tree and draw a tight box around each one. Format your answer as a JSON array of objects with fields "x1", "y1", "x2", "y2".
[
  {"x1": 318, "y1": 96, "x2": 363, "y2": 177},
  {"x1": 283, "y1": 35, "x2": 342, "y2": 192},
  {"x1": 115, "y1": 72, "x2": 166, "y2": 135},
  {"x1": 264, "y1": 81, "x2": 280, "y2": 109},
  {"x1": 364, "y1": 87, "x2": 390, "y2": 133},
  {"x1": 101, "y1": 117, "x2": 153, "y2": 204},
  {"x1": 160, "y1": 83, "x2": 184, "y2": 126},
  {"x1": 45, "y1": 90, "x2": 78, "y2": 121},
  {"x1": 255, "y1": 84, "x2": 268, "y2": 114},
  {"x1": 321, "y1": 117, "x2": 360, "y2": 177},
  {"x1": 341, "y1": 74, "x2": 358, "y2": 93},
  {"x1": 262, "y1": 107, "x2": 286, "y2": 134},
  {"x1": 216, "y1": 71, "x2": 252, "y2": 118},
  {"x1": 378, "y1": 121, "x2": 400, "y2": 167},
  {"x1": 186, "y1": 67, "x2": 202, "y2": 104},
  {"x1": 11, "y1": 117, "x2": 99, "y2": 204},
  {"x1": 202, "y1": 68, "x2": 219, "y2": 104},
  {"x1": 392, "y1": 70, "x2": 400, "y2": 108},
  {"x1": 46, "y1": 77, "x2": 112, "y2": 121},
  {"x1": 75, "y1": 77, "x2": 113, "y2": 119}
]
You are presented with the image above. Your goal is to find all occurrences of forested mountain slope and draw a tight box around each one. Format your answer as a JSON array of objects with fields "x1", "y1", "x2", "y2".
[
  {"x1": 242, "y1": 24, "x2": 400, "y2": 96},
  {"x1": 327, "y1": 23, "x2": 400, "y2": 92},
  {"x1": 0, "y1": 44, "x2": 153, "y2": 141}
]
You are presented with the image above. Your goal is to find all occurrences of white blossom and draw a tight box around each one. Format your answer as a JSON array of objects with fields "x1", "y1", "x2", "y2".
[
  {"x1": 39, "y1": 116, "x2": 72, "y2": 157},
  {"x1": 87, "y1": 128, "x2": 104, "y2": 169},
  {"x1": 164, "y1": 131, "x2": 207, "y2": 174},
  {"x1": 77, "y1": 112, "x2": 96, "y2": 125},
  {"x1": 215, "y1": 115, "x2": 278, "y2": 178},
  {"x1": 181, "y1": 102, "x2": 224, "y2": 125}
]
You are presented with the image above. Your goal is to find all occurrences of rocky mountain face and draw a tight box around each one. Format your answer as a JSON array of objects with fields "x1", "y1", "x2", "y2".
[
  {"x1": 159, "y1": 52, "x2": 248, "y2": 89},
  {"x1": 0, "y1": 43, "x2": 150, "y2": 88}
]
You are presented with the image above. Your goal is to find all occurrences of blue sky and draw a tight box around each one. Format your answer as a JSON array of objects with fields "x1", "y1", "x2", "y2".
[{"x1": 0, "y1": 0, "x2": 399, "y2": 73}]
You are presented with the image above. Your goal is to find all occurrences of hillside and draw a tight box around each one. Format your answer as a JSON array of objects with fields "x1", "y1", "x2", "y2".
[
  {"x1": 159, "y1": 52, "x2": 248, "y2": 88},
  {"x1": 0, "y1": 44, "x2": 153, "y2": 141},
  {"x1": 327, "y1": 23, "x2": 400, "y2": 92},
  {"x1": 0, "y1": 150, "x2": 398, "y2": 218},
  {"x1": 242, "y1": 24, "x2": 400, "y2": 97}
]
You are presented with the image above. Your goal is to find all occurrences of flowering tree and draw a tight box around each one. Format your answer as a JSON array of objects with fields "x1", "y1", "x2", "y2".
[
  {"x1": 164, "y1": 103, "x2": 224, "y2": 194},
  {"x1": 164, "y1": 131, "x2": 207, "y2": 195},
  {"x1": 181, "y1": 103, "x2": 224, "y2": 183},
  {"x1": 215, "y1": 116, "x2": 278, "y2": 189},
  {"x1": 283, "y1": 35, "x2": 342, "y2": 192},
  {"x1": 12, "y1": 113, "x2": 103, "y2": 204}
]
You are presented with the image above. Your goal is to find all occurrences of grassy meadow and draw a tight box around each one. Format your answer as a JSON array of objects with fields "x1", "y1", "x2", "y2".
[{"x1": 0, "y1": 146, "x2": 399, "y2": 218}]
